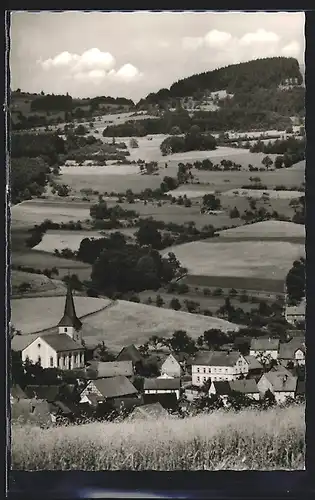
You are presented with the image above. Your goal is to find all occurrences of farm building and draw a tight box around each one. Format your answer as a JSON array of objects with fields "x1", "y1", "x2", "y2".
[
  {"x1": 191, "y1": 350, "x2": 249, "y2": 386},
  {"x1": 128, "y1": 402, "x2": 170, "y2": 421},
  {"x1": 86, "y1": 360, "x2": 134, "y2": 379},
  {"x1": 285, "y1": 299, "x2": 306, "y2": 326},
  {"x1": 143, "y1": 377, "x2": 181, "y2": 400},
  {"x1": 257, "y1": 371, "x2": 297, "y2": 404},
  {"x1": 278, "y1": 337, "x2": 305, "y2": 367},
  {"x1": 249, "y1": 338, "x2": 280, "y2": 360},
  {"x1": 160, "y1": 353, "x2": 183, "y2": 378},
  {"x1": 116, "y1": 344, "x2": 143, "y2": 367},
  {"x1": 80, "y1": 375, "x2": 138, "y2": 404},
  {"x1": 209, "y1": 379, "x2": 260, "y2": 402},
  {"x1": 142, "y1": 393, "x2": 179, "y2": 411},
  {"x1": 244, "y1": 355, "x2": 264, "y2": 377}
]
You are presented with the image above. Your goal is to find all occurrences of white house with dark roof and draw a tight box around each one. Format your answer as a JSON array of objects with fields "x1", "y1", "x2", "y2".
[
  {"x1": 160, "y1": 353, "x2": 182, "y2": 378},
  {"x1": 209, "y1": 379, "x2": 260, "y2": 402},
  {"x1": 249, "y1": 338, "x2": 280, "y2": 360},
  {"x1": 11, "y1": 283, "x2": 85, "y2": 369},
  {"x1": 278, "y1": 336, "x2": 305, "y2": 367},
  {"x1": 191, "y1": 351, "x2": 248, "y2": 386},
  {"x1": 285, "y1": 298, "x2": 305, "y2": 326},
  {"x1": 257, "y1": 370, "x2": 298, "y2": 403},
  {"x1": 143, "y1": 377, "x2": 181, "y2": 400}
]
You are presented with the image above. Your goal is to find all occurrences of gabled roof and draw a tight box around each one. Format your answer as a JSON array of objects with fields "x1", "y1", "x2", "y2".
[
  {"x1": 116, "y1": 344, "x2": 143, "y2": 363},
  {"x1": 262, "y1": 372, "x2": 298, "y2": 392},
  {"x1": 82, "y1": 393, "x2": 104, "y2": 406},
  {"x1": 90, "y1": 376, "x2": 138, "y2": 399},
  {"x1": 143, "y1": 393, "x2": 178, "y2": 409},
  {"x1": 211, "y1": 381, "x2": 232, "y2": 396},
  {"x1": 144, "y1": 377, "x2": 181, "y2": 391},
  {"x1": 250, "y1": 338, "x2": 280, "y2": 351},
  {"x1": 58, "y1": 282, "x2": 82, "y2": 330},
  {"x1": 229, "y1": 379, "x2": 259, "y2": 394},
  {"x1": 244, "y1": 355, "x2": 263, "y2": 371},
  {"x1": 129, "y1": 402, "x2": 169, "y2": 420},
  {"x1": 193, "y1": 350, "x2": 242, "y2": 367},
  {"x1": 24, "y1": 385, "x2": 61, "y2": 402},
  {"x1": 87, "y1": 360, "x2": 133, "y2": 378},
  {"x1": 278, "y1": 337, "x2": 306, "y2": 360},
  {"x1": 42, "y1": 333, "x2": 84, "y2": 352},
  {"x1": 11, "y1": 333, "x2": 41, "y2": 352}
]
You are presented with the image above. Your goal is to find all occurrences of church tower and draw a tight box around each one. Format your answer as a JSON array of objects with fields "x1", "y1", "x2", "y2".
[{"x1": 58, "y1": 281, "x2": 83, "y2": 343}]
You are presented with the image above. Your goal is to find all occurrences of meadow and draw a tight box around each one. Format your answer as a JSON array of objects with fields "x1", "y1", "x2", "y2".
[
  {"x1": 10, "y1": 296, "x2": 111, "y2": 334},
  {"x1": 11, "y1": 250, "x2": 92, "y2": 282},
  {"x1": 217, "y1": 220, "x2": 305, "y2": 240},
  {"x1": 10, "y1": 298, "x2": 240, "y2": 349},
  {"x1": 11, "y1": 404, "x2": 305, "y2": 471},
  {"x1": 222, "y1": 189, "x2": 303, "y2": 200},
  {"x1": 11, "y1": 270, "x2": 67, "y2": 297},
  {"x1": 11, "y1": 200, "x2": 91, "y2": 226},
  {"x1": 162, "y1": 240, "x2": 305, "y2": 284}
]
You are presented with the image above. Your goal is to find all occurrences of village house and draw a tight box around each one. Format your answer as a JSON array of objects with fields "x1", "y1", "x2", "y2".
[
  {"x1": 244, "y1": 355, "x2": 264, "y2": 380},
  {"x1": 209, "y1": 379, "x2": 260, "y2": 403},
  {"x1": 257, "y1": 370, "x2": 298, "y2": 403},
  {"x1": 86, "y1": 360, "x2": 134, "y2": 379},
  {"x1": 191, "y1": 350, "x2": 249, "y2": 387},
  {"x1": 249, "y1": 338, "x2": 280, "y2": 360},
  {"x1": 128, "y1": 402, "x2": 170, "y2": 421},
  {"x1": 159, "y1": 353, "x2": 183, "y2": 378},
  {"x1": 11, "y1": 283, "x2": 85, "y2": 370},
  {"x1": 116, "y1": 344, "x2": 143, "y2": 369},
  {"x1": 80, "y1": 375, "x2": 138, "y2": 405},
  {"x1": 143, "y1": 377, "x2": 181, "y2": 400},
  {"x1": 285, "y1": 298, "x2": 305, "y2": 326},
  {"x1": 278, "y1": 336, "x2": 305, "y2": 367}
]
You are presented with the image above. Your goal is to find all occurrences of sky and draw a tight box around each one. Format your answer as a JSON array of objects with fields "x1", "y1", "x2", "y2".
[{"x1": 10, "y1": 11, "x2": 305, "y2": 103}]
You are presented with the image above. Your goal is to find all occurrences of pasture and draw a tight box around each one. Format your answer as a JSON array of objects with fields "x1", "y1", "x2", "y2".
[
  {"x1": 162, "y1": 240, "x2": 305, "y2": 292},
  {"x1": 217, "y1": 220, "x2": 305, "y2": 240},
  {"x1": 11, "y1": 297, "x2": 240, "y2": 350},
  {"x1": 34, "y1": 229, "x2": 135, "y2": 253},
  {"x1": 11, "y1": 250, "x2": 92, "y2": 282},
  {"x1": 11, "y1": 296, "x2": 111, "y2": 334},
  {"x1": 11, "y1": 200, "x2": 91, "y2": 226},
  {"x1": 11, "y1": 404, "x2": 305, "y2": 471},
  {"x1": 11, "y1": 270, "x2": 67, "y2": 297},
  {"x1": 222, "y1": 189, "x2": 304, "y2": 200}
]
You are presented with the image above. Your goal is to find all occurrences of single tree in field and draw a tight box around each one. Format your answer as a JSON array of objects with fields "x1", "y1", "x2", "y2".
[
  {"x1": 170, "y1": 297, "x2": 181, "y2": 310},
  {"x1": 262, "y1": 156, "x2": 273, "y2": 171},
  {"x1": 156, "y1": 295, "x2": 164, "y2": 308}
]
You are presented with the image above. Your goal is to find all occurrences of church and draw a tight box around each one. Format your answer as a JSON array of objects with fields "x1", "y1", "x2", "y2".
[{"x1": 11, "y1": 283, "x2": 85, "y2": 370}]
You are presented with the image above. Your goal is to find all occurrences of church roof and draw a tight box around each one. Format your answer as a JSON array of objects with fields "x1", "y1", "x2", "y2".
[{"x1": 58, "y1": 282, "x2": 82, "y2": 330}]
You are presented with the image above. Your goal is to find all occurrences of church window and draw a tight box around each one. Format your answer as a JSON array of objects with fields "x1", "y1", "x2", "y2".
[
  {"x1": 37, "y1": 356, "x2": 41, "y2": 365},
  {"x1": 38, "y1": 343, "x2": 41, "y2": 349},
  {"x1": 50, "y1": 357, "x2": 54, "y2": 367}
]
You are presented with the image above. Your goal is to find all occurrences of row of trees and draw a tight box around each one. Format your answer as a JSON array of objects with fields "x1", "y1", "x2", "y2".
[{"x1": 160, "y1": 127, "x2": 217, "y2": 155}]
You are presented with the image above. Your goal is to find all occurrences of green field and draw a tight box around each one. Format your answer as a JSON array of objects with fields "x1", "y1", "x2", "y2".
[
  {"x1": 11, "y1": 404, "x2": 305, "y2": 470},
  {"x1": 11, "y1": 296, "x2": 111, "y2": 334},
  {"x1": 163, "y1": 240, "x2": 305, "y2": 293},
  {"x1": 11, "y1": 270, "x2": 67, "y2": 297},
  {"x1": 217, "y1": 220, "x2": 305, "y2": 240},
  {"x1": 11, "y1": 249, "x2": 92, "y2": 282},
  {"x1": 11, "y1": 298, "x2": 240, "y2": 349}
]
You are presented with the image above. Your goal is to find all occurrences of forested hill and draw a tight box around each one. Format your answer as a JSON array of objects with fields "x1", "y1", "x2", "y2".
[{"x1": 138, "y1": 57, "x2": 303, "y2": 106}]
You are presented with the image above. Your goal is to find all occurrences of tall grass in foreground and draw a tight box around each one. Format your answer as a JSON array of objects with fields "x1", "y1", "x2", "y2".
[{"x1": 11, "y1": 405, "x2": 305, "y2": 471}]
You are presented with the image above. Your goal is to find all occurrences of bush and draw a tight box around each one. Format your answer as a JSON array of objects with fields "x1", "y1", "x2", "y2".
[{"x1": 213, "y1": 288, "x2": 223, "y2": 297}]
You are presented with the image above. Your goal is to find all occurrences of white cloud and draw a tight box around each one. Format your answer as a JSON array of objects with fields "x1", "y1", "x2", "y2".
[
  {"x1": 37, "y1": 47, "x2": 142, "y2": 85},
  {"x1": 204, "y1": 30, "x2": 232, "y2": 47},
  {"x1": 182, "y1": 30, "x2": 231, "y2": 51},
  {"x1": 239, "y1": 29, "x2": 280, "y2": 46},
  {"x1": 281, "y1": 41, "x2": 300, "y2": 57}
]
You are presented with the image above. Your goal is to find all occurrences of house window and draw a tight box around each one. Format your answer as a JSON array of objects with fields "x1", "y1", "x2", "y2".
[
  {"x1": 225, "y1": 368, "x2": 228, "y2": 372},
  {"x1": 57, "y1": 355, "x2": 61, "y2": 368},
  {"x1": 203, "y1": 368, "x2": 206, "y2": 373},
  {"x1": 203, "y1": 377, "x2": 206, "y2": 382},
  {"x1": 63, "y1": 356, "x2": 67, "y2": 367},
  {"x1": 50, "y1": 357, "x2": 54, "y2": 367},
  {"x1": 208, "y1": 368, "x2": 211, "y2": 373},
  {"x1": 64, "y1": 328, "x2": 68, "y2": 333},
  {"x1": 74, "y1": 354, "x2": 78, "y2": 365},
  {"x1": 197, "y1": 367, "x2": 200, "y2": 373},
  {"x1": 197, "y1": 376, "x2": 200, "y2": 382}
]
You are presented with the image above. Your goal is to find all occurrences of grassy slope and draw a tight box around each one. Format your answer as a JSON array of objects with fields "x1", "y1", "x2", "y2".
[
  {"x1": 11, "y1": 270, "x2": 67, "y2": 297},
  {"x1": 11, "y1": 404, "x2": 305, "y2": 471}
]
